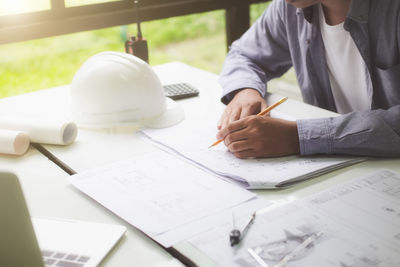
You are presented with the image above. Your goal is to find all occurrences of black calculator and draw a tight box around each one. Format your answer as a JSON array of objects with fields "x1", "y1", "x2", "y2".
[{"x1": 163, "y1": 83, "x2": 200, "y2": 100}]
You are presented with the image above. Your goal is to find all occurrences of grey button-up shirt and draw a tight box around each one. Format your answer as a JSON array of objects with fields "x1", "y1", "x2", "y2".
[{"x1": 219, "y1": 0, "x2": 400, "y2": 157}]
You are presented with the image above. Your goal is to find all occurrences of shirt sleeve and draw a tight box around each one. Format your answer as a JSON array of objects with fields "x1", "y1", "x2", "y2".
[
  {"x1": 297, "y1": 105, "x2": 400, "y2": 157},
  {"x1": 219, "y1": 0, "x2": 293, "y2": 104}
]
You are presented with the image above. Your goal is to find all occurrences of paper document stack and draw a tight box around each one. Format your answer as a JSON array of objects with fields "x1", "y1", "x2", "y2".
[
  {"x1": 186, "y1": 169, "x2": 400, "y2": 267},
  {"x1": 69, "y1": 150, "x2": 269, "y2": 247},
  {"x1": 140, "y1": 114, "x2": 364, "y2": 189}
]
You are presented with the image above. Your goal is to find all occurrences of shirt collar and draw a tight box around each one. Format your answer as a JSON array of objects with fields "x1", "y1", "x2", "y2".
[{"x1": 298, "y1": 0, "x2": 370, "y2": 24}]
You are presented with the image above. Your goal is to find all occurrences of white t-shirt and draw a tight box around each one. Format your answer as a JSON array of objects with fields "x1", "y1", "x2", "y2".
[{"x1": 319, "y1": 4, "x2": 370, "y2": 114}]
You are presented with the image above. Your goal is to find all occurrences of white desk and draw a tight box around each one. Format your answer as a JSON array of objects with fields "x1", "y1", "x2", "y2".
[{"x1": 1, "y1": 62, "x2": 399, "y2": 267}]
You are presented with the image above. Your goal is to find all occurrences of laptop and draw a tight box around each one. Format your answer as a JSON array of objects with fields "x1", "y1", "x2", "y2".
[{"x1": 0, "y1": 172, "x2": 126, "y2": 267}]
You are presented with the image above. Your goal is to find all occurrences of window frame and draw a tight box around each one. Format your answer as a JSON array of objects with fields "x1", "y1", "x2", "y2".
[{"x1": 0, "y1": 0, "x2": 269, "y2": 48}]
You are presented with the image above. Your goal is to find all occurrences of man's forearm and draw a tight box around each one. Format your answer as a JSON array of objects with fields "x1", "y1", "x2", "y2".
[{"x1": 297, "y1": 106, "x2": 400, "y2": 157}]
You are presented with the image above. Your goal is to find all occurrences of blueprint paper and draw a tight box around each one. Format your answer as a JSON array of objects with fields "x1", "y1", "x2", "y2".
[
  {"x1": 189, "y1": 169, "x2": 400, "y2": 267},
  {"x1": 0, "y1": 117, "x2": 77, "y2": 145},
  {"x1": 0, "y1": 129, "x2": 29, "y2": 155},
  {"x1": 140, "y1": 111, "x2": 364, "y2": 189},
  {"x1": 69, "y1": 150, "x2": 269, "y2": 247}
]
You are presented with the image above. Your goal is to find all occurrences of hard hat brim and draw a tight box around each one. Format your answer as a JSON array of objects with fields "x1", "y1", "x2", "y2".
[
  {"x1": 141, "y1": 97, "x2": 185, "y2": 129},
  {"x1": 75, "y1": 97, "x2": 185, "y2": 129}
]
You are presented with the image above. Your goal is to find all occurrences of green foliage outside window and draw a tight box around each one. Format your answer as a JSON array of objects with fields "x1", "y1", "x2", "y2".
[{"x1": 0, "y1": 3, "x2": 270, "y2": 98}]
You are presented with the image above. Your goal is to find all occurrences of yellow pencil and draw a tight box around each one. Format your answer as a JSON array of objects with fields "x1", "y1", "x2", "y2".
[{"x1": 209, "y1": 96, "x2": 288, "y2": 148}]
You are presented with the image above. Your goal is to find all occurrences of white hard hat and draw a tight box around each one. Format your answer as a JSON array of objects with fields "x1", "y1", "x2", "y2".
[{"x1": 70, "y1": 51, "x2": 184, "y2": 129}]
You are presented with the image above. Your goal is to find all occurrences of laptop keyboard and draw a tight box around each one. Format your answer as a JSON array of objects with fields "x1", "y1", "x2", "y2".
[{"x1": 42, "y1": 250, "x2": 91, "y2": 267}]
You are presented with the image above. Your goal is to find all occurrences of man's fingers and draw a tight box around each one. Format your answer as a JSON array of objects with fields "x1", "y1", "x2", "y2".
[
  {"x1": 218, "y1": 107, "x2": 232, "y2": 129},
  {"x1": 240, "y1": 106, "x2": 253, "y2": 120},
  {"x1": 224, "y1": 130, "x2": 247, "y2": 147},
  {"x1": 217, "y1": 118, "x2": 247, "y2": 140},
  {"x1": 218, "y1": 88, "x2": 266, "y2": 129},
  {"x1": 233, "y1": 149, "x2": 255, "y2": 159},
  {"x1": 228, "y1": 107, "x2": 242, "y2": 125},
  {"x1": 218, "y1": 105, "x2": 243, "y2": 130},
  {"x1": 227, "y1": 139, "x2": 252, "y2": 154}
]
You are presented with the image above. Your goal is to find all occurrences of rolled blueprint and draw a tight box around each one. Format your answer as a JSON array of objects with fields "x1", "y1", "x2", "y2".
[
  {"x1": 0, "y1": 129, "x2": 30, "y2": 155},
  {"x1": 0, "y1": 117, "x2": 78, "y2": 145}
]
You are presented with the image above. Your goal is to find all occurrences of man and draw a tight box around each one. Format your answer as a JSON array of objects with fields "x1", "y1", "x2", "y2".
[{"x1": 217, "y1": 0, "x2": 400, "y2": 158}]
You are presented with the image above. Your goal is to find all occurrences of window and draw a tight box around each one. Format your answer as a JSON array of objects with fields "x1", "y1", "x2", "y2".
[{"x1": 0, "y1": 0, "x2": 50, "y2": 16}]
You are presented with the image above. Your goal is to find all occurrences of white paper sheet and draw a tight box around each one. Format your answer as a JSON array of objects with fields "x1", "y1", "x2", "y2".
[
  {"x1": 0, "y1": 129, "x2": 30, "y2": 155},
  {"x1": 188, "y1": 169, "x2": 400, "y2": 267},
  {"x1": 0, "y1": 117, "x2": 77, "y2": 145},
  {"x1": 140, "y1": 113, "x2": 364, "y2": 189},
  {"x1": 69, "y1": 150, "x2": 268, "y2": 247}
]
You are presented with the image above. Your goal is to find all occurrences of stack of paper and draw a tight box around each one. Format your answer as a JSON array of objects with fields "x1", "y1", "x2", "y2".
[
  {"x1": 69, "y1": 150, "x2": 269, "y2": 247},
  {"x1": 188, "y1": 169, "x2": 400, "y2": 267},
  {"x1": 140, "y1": 115, "x2": 364, "y2": 189}
]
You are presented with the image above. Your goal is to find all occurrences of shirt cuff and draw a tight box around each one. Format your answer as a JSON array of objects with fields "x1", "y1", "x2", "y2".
[
  {"x1": 297, "y1": 118, "x2": 334, "y2": 155},
  {"x1": 219, "y1": 79, "x2": 266, "y2": 105}
]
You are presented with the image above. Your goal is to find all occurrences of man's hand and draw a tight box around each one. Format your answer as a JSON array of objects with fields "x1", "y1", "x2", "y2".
[
  {"x1": 218, "y1": 88, "x2": 267, "y2": 130},
  {"x1": 216, "y1": 115, "x2": 300, "y2": 158}
]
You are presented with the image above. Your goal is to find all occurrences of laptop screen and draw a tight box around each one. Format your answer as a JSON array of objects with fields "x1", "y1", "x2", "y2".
[{"x1": 0, "y1": 172, "x2": 45, "y2": 267}]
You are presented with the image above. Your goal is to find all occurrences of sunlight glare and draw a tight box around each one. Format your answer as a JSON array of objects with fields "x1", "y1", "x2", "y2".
[{"x1": 0, "y1": 0, "x2": 50, "y2": 16}]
